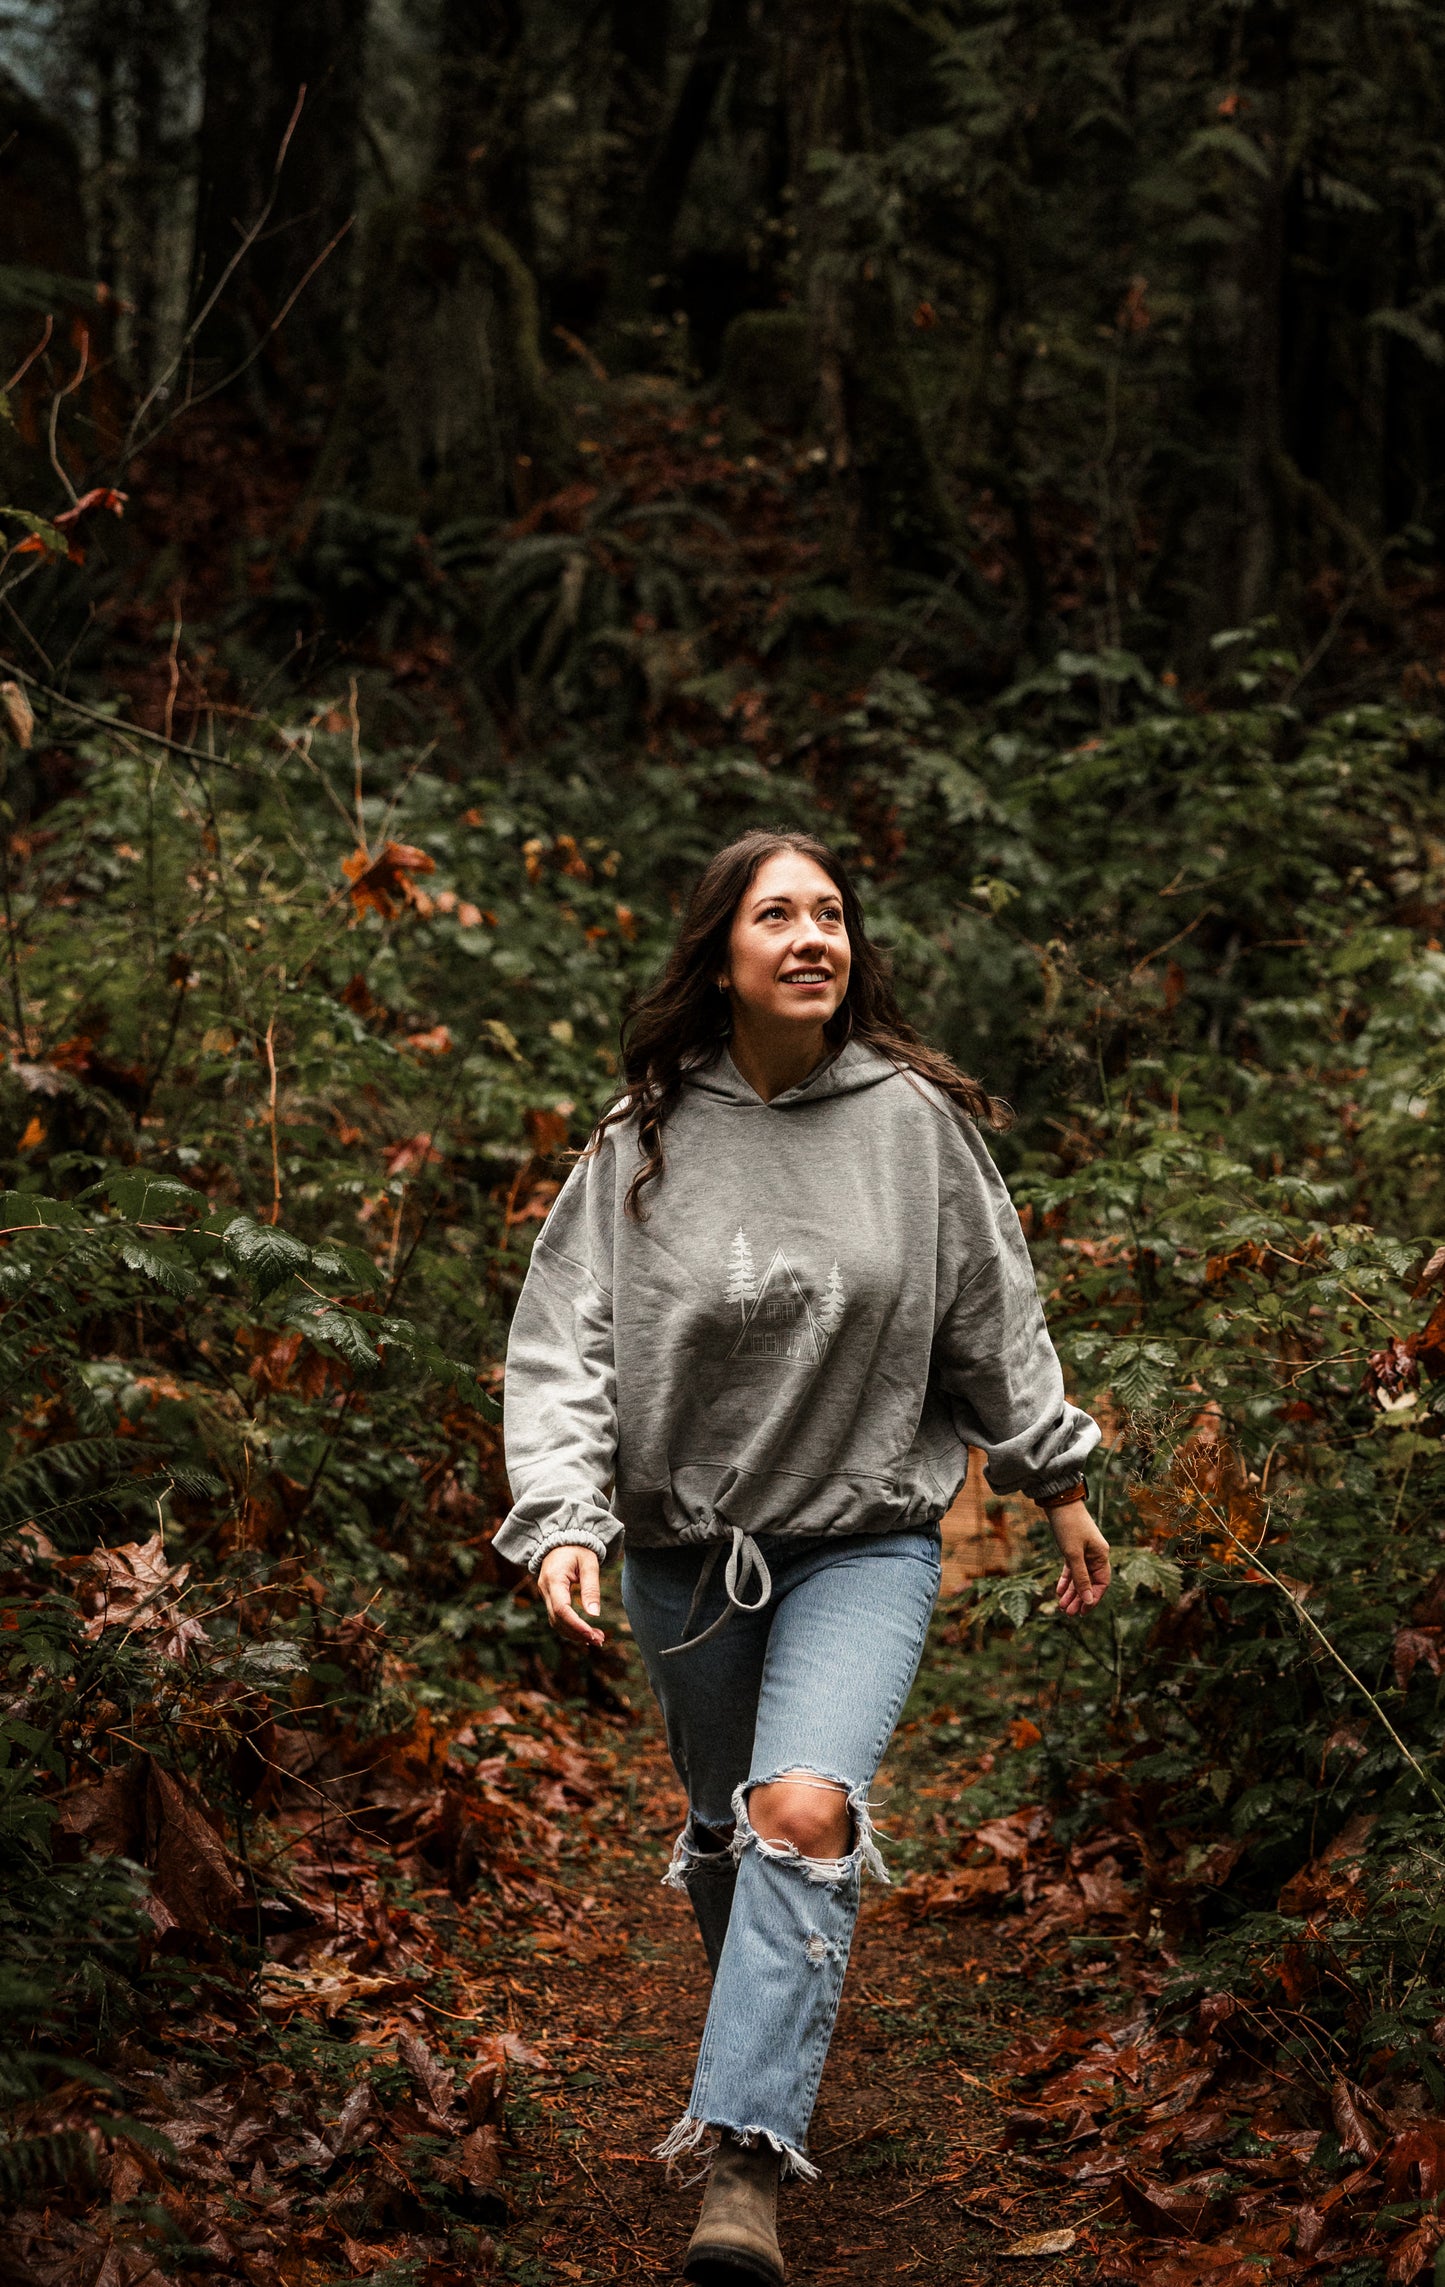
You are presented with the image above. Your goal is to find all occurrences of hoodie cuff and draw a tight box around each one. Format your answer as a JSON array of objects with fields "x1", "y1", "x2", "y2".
[
  {"x1": 1028, "y1": 1470, "x2": 1091, "y2": 1507},
  {"x1": 525, "y1": 1527, "x2": 611, "y2": 1579}
]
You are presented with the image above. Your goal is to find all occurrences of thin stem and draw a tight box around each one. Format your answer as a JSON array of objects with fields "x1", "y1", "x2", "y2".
[
  {"x1": 163, "y1": 596, "x2": 183, "y2": 745},
  {"x1": 264, "y1": 1017, "x2": 283, "y2": 1226},
  {"x1": 0, "y1": 658, "x2": 245, "y2": 773},
  {"x1": 119, "y1": 88, "x2": 309, "y2": 466},
  {"x1": 2, "y1": 316, "x2": 53, "y2": 398},
  {"x1": 125, "y1": 220, "x2": 354, "y2": 469},
  {"x1": 0, "y1": 816, "x2": 29, "y2": 1054},
  {"x1": 1390, "y1": 1448, "x2": 1416, "y2": 1532},
  {"x1": 349, "y1": 675, "x2": 366, "y2": 856},
  {"x1": 46, "y1": 329, "x2": 89, "y2": 507}
]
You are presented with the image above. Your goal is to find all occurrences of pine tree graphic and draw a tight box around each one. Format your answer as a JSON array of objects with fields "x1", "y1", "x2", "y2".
[
  {"x1": 725, "y1": 1227, "x2": 757, "y2": 1314},
  {"x1": 817, "y1": 1260, "x2": 846, "y2": 1339}
]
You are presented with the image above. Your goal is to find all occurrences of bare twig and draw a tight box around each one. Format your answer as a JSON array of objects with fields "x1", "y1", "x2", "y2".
[
  {"x1": 264, "y1": 1016, "x2": 283, "y2": 1226},
  {"x1": 349, "y1": 675, "x2": 366, "y2": 855},
  {"x1": 118, "y1": 87, "x2": 330, "y2": 468},
  {"x1": 122, "y1": 88, "x2": 309, "y2": 450},
  {"x1": 0, "y1": 657, "x2": 245, "y2": 771},
  {"x1": 46, "y1": 328, "x2": 89, "y2": 507},
  {"x1": 162, "y1": 594, "x2": 183, "y2": 746},
  {"x1": 124, "y1": 215, "x2": 354, "y2": 466},
  {"x1": 1129, "y1": 905, "x2": 1215, "y2": 980},
  {"x1": 0, "y1": 825, "x2": 29, "y2": 1055},
  {"x1": 2, "y1": 315, "x2": 53, "y2": 398}
]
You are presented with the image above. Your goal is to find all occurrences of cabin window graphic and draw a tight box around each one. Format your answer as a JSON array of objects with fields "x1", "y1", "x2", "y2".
[{"x1": 724, "y1": 1230, "x2": 845, "y2": 1365}]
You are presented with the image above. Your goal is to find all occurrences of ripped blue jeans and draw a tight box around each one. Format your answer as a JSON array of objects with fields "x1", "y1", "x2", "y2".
[{"x1": 621, "y1": 1525, "x2": 941, "y2": 2180}]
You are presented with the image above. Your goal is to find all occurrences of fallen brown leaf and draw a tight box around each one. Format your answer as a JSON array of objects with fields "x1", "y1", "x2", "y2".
[{"x1": 1002, "y1": 2226, "x2": 1077, "y2": 2256}]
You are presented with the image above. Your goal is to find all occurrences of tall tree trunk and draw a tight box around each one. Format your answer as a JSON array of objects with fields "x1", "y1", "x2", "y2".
[
  {"x1": 93, "y1": 33, "x2": 122, "y2": 303},
  {"x1": 599, "y1": 0, "x2": 744, "y2": 359},
  {"x1": 191, "y1": 0, "x2": 366, "y2": 403},
  {"x1": 0, "y1": 71, "x2": 95, "y2": 503},
  {"x1": 592, "y1": 0, "x2": 672, "y2": 318},
  {"x1": 435, "y1": 0, "x2": 532, "y2": 254},
  {"x1": 781, "y1": 0, "x2": 959, "y2": 578},
  {"x1": 316, "y1": 0, "x2": 566, "y2": 524},
  {"x1": 129, "y1": 24, "x2": 165, "y2": 392}
]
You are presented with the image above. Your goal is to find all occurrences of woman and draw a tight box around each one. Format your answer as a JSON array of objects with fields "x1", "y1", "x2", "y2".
[{"x1": 495, "y1": 829, "x2": 1109, "y2": 2285}]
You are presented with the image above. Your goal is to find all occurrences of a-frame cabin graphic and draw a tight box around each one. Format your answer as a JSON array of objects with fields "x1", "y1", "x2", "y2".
[{"x1": 728, "y1": 1248, "x2": 824, "y2": 1363}]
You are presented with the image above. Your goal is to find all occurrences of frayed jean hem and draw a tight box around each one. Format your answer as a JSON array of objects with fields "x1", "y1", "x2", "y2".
[{"x1": 653, "y1": 2111, "x2": 820, "y2": 2185}]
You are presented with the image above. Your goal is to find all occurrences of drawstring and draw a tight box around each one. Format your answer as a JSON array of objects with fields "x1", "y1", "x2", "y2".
[{"x1": 661, "y1": 1525, "x2": 773, "y2": 1656}]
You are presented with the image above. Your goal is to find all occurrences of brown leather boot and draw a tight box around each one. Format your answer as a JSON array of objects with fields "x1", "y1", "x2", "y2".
[{"x1": 682, "y1": 2133, "x2": 785, "y2": 2285}]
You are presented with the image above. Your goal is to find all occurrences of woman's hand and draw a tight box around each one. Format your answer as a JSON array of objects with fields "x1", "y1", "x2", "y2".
[
  {"x1": 536, "y1": 1545, "x2": 606, "y2": 1649},
  {"x1": 1048, "y1": 1501, "x2": 1111, "y2": 1615}
]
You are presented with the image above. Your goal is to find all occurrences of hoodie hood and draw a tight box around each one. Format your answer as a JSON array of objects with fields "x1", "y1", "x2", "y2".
[{"x1": 682, "y1": 1039, "x2": 902, "y2": 1109}]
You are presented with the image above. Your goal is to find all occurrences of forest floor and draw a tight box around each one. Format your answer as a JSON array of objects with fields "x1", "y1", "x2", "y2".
[
  {"x1": 486, "y1": 1574, "x2": 1113, "y2": 2287},
  {"x1": 15, "y1": 1506, "x2": 1373, "y2": 2287}
]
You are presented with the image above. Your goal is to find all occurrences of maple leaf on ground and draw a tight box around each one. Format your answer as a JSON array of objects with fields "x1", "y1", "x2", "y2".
[
  {"x1": 258, "y1": 1959, "x2": 416, "y2": 2016},
  {"x1": 67, "y1": 1532, "x2": 206, "y2": 1657},
  {"x1": 1119, "y1": 2169, "x2": 1232, "y2": 2240},
  {"x1": 1076, "y1": 1855, "x2": 1137, "y2": 1917},
  {"x1": 1382, "y1": 2122, "x2": 1445, "y2": 2207},
  {"x1": 456, "y1": 2124, "x2": 503, "y2": 2195},
  {"x1": 1103, "y1": 2255, "x2": 1296, "y2": 2287},
  {"x1": 1386, "y1": 2214, "x2": 1445, "y2": 2284},
  {"x1": 341, "y1": 841, "x2": 436, "y2": 919},
  {"x1": 62, "y1": 1755, "x2": 248, "y2": 1934},
  {"x1": 900, "y1": 1862, "x2": 1012, "y2": 1916},
  {"x1": 144, "y1": 1761, "x2": 249, "y2": 1933},
  {"x1": 1332, "y1": 2077, "x2": 1382, "y2": 2162},
  {"x1": 975, "y1": 1806, "x2": 1050, "y2": 1862},
  {"x1": 398, "y1": 2032, "x2": 462, "y2": 2127}
]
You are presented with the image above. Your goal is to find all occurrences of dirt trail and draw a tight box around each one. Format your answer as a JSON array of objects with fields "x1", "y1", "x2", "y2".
[{"x1": 489, "y1": 1577, "x2": 1099, "y2": 2287}]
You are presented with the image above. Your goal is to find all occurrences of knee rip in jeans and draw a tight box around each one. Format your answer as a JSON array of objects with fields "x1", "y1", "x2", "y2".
[
  {"x1": 662, "y1": 1814, "x2": 738, "y2": 1894},
  {"x1": 731, "y1": 1770, "x2": 889, "y2": 1888}
]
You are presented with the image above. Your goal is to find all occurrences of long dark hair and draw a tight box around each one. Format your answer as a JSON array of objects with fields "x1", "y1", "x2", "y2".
[{"x1": 593, "y1": 828, "x2": 1011, "y2": 1215}]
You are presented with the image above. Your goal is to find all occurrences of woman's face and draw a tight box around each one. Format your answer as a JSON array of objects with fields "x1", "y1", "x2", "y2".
[{"x1": 721, "y1": 852, "x2": 851, "y2": 1032}]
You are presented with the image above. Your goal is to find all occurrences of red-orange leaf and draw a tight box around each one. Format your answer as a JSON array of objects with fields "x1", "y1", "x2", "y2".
[{"x1": 342, "y1": 840, "x2": 436, "y2": 919}]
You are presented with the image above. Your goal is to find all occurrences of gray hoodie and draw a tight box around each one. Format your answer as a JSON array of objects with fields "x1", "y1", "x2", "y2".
[{"x1": 495, "y1": 1043, "x2": 1098, "y2": 1578}]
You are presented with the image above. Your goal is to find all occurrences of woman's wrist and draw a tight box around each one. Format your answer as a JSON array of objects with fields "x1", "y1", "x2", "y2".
[
  {"x1": 528, "y1": 1527, "x2": 609, "y2": 1578},
  {"x1": 1038, "y1": 1483, "x2": 1087, "y2": 1515}
]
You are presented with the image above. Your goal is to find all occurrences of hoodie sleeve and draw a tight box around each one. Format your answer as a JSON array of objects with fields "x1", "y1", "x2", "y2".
[
  {"x1": 931, "y1": 1119, "x2": 1100, "y2": 1503},
  {"x1": 494, "y1": 1146, "x2": 622, "y2": 1576}
]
